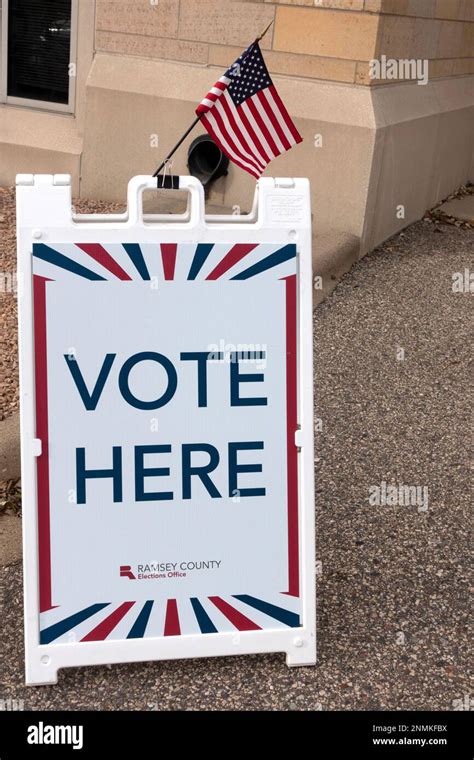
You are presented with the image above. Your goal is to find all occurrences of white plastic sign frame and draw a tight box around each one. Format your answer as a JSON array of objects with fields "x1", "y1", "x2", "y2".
[{"x1": 17, "y1": 174, "x2": 315, "y2": 685}]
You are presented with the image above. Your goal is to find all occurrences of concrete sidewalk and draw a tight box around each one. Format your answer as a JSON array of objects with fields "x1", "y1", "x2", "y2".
[{"x1": 0, "y1": 219, "x2": 471, "y2": 710}]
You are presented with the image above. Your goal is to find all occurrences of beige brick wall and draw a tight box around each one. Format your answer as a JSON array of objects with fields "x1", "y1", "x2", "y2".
[{"x1": 95, "y1": 0, "x2": 474, "y2": 86}]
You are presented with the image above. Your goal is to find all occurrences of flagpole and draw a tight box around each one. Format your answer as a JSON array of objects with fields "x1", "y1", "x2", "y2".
[
  {"x1": 152, "y1": 115, "x2": 202, "y2": 177},
  {"x1": 256, "y1": 19, "x2": 274, "y2": 42},
  {"x1": 151, "y1": 20, "x2": 274, "y2": 178}
]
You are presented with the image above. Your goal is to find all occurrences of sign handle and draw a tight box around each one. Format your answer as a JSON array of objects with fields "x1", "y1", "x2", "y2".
[{"x1": 126, "y1": 175, "x2": 206, "y2": 227}]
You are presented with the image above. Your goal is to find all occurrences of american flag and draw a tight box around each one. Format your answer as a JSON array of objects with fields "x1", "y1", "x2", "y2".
[{"x1": 196, "y1": 42, "x2": 302, "y2": 179}]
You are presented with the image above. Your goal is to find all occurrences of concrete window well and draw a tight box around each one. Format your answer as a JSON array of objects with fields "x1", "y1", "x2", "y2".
[{"x1": 0, "y1": 0, "x2": 473, "y2": 714}]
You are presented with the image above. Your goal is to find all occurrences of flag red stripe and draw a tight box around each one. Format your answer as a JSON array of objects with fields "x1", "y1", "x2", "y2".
[
  {"x1": 200, "y1": 114, "x2": 260, "y2": 178},
  {"x1": 253, "y1": 92, "x2": 285, "y2": 153},
  {"x1": 220, "y1": 95, "x2": 266, "y2": 171},
  {"x1": 235, "y1": 103, "x2": 271, "y2": 165},
  {"x1": 269, "y1": 85, "x2": 302, "y2": 144},
  {"x1": 205, "y1": 84, "x2": 227, "y2": 103},
  {"x1": 216, "y1": 99, "x2": 264, "y2": 172},
  {"x1": 197, "y1": 94, "x2": 221, "y2": 115},
  {"x1": 201, "y1": 116, "x2": 260, "y2": 178},
  {"x1": 257, "y1": 90, "x2": 292, "y2": 152},
  {"x1": 212, "y1": 103, "x2": 263, "y2": 174},
  {"x1": 246, "y1": 97, "x2": 279, "y2": 157},
  {"x1": 197, "y1": 78, "x2": 229, "y2": 114},
  {"x1": 262, "y1": 88, "x2": 295, "y2": 149},
  {"x1": 201, "y1": 114, "x2": 260, "y2": 177},
  {"x1": 241, "y1": 100, "x2": 276, "y2": 160},
  {"x1": 219, "y1": 96, "x2": 265, "y2": 170},
  {"x1": 208, "y1": 110, "x2": 261, "y2": 175}
]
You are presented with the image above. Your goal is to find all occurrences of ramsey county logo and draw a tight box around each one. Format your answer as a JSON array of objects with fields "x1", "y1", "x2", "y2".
[
  {"x1": 120, "y1": 565, "x2": 136, "y2": 579},
  {"x1": 120, "y1": 560, "x2": 222, "y2": 580}
]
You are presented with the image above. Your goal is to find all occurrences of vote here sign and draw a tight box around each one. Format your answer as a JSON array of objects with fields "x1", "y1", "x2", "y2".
[{"x1": 31, "y1": 241, "x2": 302, "y2": 645}]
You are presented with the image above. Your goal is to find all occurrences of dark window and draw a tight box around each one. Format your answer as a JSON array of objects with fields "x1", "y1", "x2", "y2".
[{"x1": 8, "y1": 0, "x2": 72, "y2": 104}]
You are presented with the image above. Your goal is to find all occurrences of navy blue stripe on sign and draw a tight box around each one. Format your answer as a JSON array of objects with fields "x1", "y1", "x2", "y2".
[
  {"x1": 122, "y1": 243, "x2": 150, "y2": 280},
  {"x1": 233, "y1": 595, "x2": 301, "y2": 627},
  {"x1": 40, "y1": 603, "x2": 110, "y2": 644},
  {"x1": 230, "y1": 244, "x2": 296, "y2": 280},
  {"x1": 190, "y1": 597, "x2": 218, "y2": 633},
  {"x1": 127, "y1": 600, "x2": 154, "y2": 639},
  {"x1": 33, "y1": 244, "x2": 106, "y2": 281},
  {"x1": 188, "y1": 244, "x2": 214, "y2": 280}
]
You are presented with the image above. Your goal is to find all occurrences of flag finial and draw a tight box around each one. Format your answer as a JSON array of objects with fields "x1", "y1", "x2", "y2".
[{"x1": 256, "y1": 19, "x2": 274, "y2": 43}]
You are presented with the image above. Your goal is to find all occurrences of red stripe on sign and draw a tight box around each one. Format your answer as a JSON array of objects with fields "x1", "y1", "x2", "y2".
[
  {"x1": 161, "y1": 244, "x2": 177, "y2": 280},
  {"x1": 81, "y1": 602, "x2": 135, "y2": 641},
  {"x1": 164, "y1": 599, "x2": 181, "y2": 636},
  {"x1": 33, "y1": 276, "x2": 54, "y2": 612},
  {"x1": 283, "y1": 275, "x2": 299, "y2": 597},
  {"x1": 206, "y1": 244, "x2": 257, "y2": 280},
  {"x1": 208, "y1": 597, "x2": 261, "y2": 631},
  {"x1": 75, "y1": 244, "x2": 132, "y2": 281}
]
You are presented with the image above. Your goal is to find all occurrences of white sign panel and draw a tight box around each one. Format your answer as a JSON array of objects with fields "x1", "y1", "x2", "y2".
[{"x1": 17, "y1": 175, "x2": 315, "y2": 684}]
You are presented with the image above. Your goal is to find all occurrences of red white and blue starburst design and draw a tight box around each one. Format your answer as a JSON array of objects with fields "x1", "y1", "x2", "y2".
[
  {"x1": 33, "y1": 240, "x2": 300, "y2": 643},
  {"x1": 39, "y1": 594, "x2": 302, "y2": 644},
  {"x1": 31, "y1": 240, "x2": 297, "y2": 283}
]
